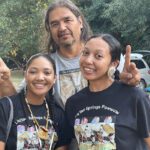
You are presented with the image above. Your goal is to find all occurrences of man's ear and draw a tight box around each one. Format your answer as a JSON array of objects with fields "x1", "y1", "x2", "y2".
[{"x1": 78, "y1": 16, "x2": 83, "y2": 29}]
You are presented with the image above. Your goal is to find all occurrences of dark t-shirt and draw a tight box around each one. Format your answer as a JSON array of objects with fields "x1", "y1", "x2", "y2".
[
  {"x1": 65, "y1": 81, "x2": 150, "y2": 150},
  {"x1": 0, "y1": 91, "x2": 71, "y2": 150}
]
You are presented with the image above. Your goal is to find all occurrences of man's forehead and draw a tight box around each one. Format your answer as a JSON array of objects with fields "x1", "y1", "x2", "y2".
[{"x1": 49, "y1": 7, "x2": 76, "y2": 22}]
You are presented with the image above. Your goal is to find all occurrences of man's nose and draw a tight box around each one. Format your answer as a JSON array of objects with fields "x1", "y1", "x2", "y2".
[{"x1": 59, "y1": 22, "x2": 67, "y2": 31}]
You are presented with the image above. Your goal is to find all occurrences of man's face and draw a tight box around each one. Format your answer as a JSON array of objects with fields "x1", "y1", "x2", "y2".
[{"x1": 48, "y1": 7, "x2": 83, "y2": 48}]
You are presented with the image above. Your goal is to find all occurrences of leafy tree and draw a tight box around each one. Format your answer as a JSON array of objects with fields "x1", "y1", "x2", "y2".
[
  {"x1": 0, "y1": 0, "x2": 52, "y2": 67},
  {"x1": 75, "y1": 0, "x2": 150, "y2": 51}
]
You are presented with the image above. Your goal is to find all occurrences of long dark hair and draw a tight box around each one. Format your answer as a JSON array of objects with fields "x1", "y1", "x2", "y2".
[
  {"x1": 45, "y1": 0, "x2": 92, "y2": 53},
  {"x1": 25, "y1": 53, "x2": 56, "y2": 75}
]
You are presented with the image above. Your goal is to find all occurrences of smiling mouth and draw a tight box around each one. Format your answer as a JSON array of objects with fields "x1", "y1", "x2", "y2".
[
  {"x1": 83, "y1": 67, "x2": 95, "y2": 73},
  {"x1": 34, "y1": 83, "x2": 46, "y2": 89}
]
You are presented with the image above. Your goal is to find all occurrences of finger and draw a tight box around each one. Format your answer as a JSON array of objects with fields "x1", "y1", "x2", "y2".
[
  {"x1": 129, "y1": 63, "x2": 140, "y2": 77},
  {"x1": 124, "y1": 45, "x2": 131, "y2": 70},
  {"x1": 128, "y1": 63, "x2": 141, "y2": 83},
  {"x1": 119, "y1": 72, "x2": 133, "y2": 82},
  {"x1": 127, "y1": 76, "x2": 140, "y2": 86}
]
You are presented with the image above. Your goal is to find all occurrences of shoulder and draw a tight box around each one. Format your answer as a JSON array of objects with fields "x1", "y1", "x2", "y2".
[
  {"x1": 116, "y1": 81, "x2": 149, "y2": 102},
  {"x1": 50, "y1": 52, "x2": 57, "y2": 59},
  {"x1": 66, "y1": 87, "x2": 88, "y2": 107},
  {"x1": 0, "y1": 97, "x2": 12, "y2": 113}
]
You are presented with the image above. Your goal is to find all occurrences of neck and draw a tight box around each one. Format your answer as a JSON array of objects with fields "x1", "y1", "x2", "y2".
[
  {"x1": 26, "y1": 92, "x2": 45, "y2": 105},
  {"x1": 58, "y1": 42, "x2": 84, "y2": 59},
  {"x1": 89, "y1": 78, "x2": 114, "y2": 92}
]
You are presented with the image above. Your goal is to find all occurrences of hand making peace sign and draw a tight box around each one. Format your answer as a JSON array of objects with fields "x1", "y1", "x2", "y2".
[{"x1": 119, "y1": 45, "x2": 141, "y2": 86}]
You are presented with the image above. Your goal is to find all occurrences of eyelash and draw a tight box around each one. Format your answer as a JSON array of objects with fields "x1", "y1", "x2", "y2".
[
  {"x1": 28, "y1": 71, "x2": 52, "y2": 75},
  {"x1": 82, "y1": 51, "x2": 103, "y2": 59}
]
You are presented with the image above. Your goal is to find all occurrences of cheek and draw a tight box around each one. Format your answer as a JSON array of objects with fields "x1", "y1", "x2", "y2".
[
  {"x1": 47, "y1": 76, "x2": 56, "y2": 84},
  {"x1": 50, "y1": 30, "x2": 58, "y2": 40}
]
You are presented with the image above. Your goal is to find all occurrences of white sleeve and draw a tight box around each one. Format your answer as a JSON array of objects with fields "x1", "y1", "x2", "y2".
[{"x1": 117, "y1": 53, "x2": 125, "y2": 73}]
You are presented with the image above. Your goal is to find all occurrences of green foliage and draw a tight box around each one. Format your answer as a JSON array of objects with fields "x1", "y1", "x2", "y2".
[
  {"x1": 0, "y1": 0, "x2": 52, "y2": 67},
  {"x1": 76, "y1": 0, "x2": 150, "y2": 51},
  {"x1": 1, "y1": 0, "x2": 149, "y2": 66}
]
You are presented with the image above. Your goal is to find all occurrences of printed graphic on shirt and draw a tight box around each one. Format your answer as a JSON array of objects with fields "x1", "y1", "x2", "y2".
[
  {"x1": 74, "y1": 116, "x2": 116, "y2": 150},
  {"x1": 59, "y1": 69, "x2": 87, "y2": 105},
  {"x1": 16, "y1": 119, "x2": 58, "y2": 150}
]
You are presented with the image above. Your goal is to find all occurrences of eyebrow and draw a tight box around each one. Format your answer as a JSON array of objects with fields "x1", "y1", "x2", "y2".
[
  {"x1": 50, "y1": 16, "x2": 73, "y2": 24},
  {"x1": 84, "y1": 47, "x2": 104, "y2": 53},
  {"x1": 29, "y1": 67, "x2": 52, "y2": 70}
]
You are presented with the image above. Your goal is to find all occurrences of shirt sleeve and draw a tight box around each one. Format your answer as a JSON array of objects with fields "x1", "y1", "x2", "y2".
[
  {"x1": 0, "y1": 97, "x2": 11, "y2": 142},
  {"x1": 137, "y1": 92, "x2": 150, "y2": 138}
]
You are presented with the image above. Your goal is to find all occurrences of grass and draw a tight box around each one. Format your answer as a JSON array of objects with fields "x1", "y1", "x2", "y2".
[{"x1": 11, "y1": 70, "x2": 24, "y2": 89}]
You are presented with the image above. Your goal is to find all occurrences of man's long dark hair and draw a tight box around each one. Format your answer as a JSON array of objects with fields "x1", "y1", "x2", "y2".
[{"x1": 45, "y1": 0, "x2": 92, "y2": 53}]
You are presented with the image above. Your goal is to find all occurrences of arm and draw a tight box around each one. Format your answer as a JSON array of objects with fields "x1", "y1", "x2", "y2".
[
  {"x1": 144, "y1": 137, "x2": 150, "y2": 149},
  {"x1": 0, "y1": 141, "x2": 5, "y2": 150},
  {"x1": 0, "y1": 98, "x2": 12, "y2": 149},
  {"x1": 119, "y1": 45, "x2": 141, "y2": 86},
  {"x1": 0, "y1": 58, "x2": 16, "y2": 97}
]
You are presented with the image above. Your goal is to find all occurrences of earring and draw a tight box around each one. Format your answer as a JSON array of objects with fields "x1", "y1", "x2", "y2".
[
  {"x1": 50, "y1": 87, "x2": 55, "y2": 95},
  {"x1": 107, "y1": 66, "x2": 116, "y2": 79}
]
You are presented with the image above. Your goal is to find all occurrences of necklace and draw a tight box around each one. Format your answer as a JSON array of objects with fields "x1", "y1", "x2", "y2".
[{"x1": 25, "y1": 97, "x2": 50, "y2": 140}]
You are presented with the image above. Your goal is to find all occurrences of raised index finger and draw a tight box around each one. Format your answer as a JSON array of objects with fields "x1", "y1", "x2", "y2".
[{"x1": 124, "y1": 45, "x2": 131, "y2": 69}]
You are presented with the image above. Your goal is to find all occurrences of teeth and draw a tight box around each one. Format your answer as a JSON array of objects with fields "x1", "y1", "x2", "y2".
[
  {"x1": 84, "y1": 67, "x2": 92, "y2": 71},
  {"x1": 83, "y1": 67, "x2": 94, "y2": 73},
  {"x1": 34, "y1": 83, "x2": 45, "y2": 88}
]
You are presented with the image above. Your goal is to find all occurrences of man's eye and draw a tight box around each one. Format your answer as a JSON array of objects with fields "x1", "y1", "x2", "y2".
[
  {"x1": 65, "y1": 19, "x2": 72, "y2": 23},
  {"x1": 51, "y1": 23, "x2": 59, "y2": 28}
]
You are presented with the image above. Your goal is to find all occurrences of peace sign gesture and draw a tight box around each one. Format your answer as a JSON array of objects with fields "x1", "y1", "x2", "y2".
[{"x1": 119, "y1": 45, "x2": 141, "y2": 86}]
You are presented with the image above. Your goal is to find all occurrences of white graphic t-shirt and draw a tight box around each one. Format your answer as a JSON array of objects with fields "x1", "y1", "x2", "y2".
[
  {"x1": 74, "y1": 116, "x2": 116, "y2": 150},
  {"x1": 59, "y1": 69, "x2": 87, "y2": 105},
  {"x1": 52, "y1": 52, "x2": 87, "y2": 107}
]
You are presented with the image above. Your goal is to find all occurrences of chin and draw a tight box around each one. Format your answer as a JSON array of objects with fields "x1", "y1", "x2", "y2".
[
  {"x1": 34, "y1": 91, "x2": 47, "y2": 96},
  {"x1": 84, "y1": 77, "x2": 95, "y2": 81}
]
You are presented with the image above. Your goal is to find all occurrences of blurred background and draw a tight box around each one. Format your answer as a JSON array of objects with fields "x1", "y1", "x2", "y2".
[{"x1": 0, "y1": 0, "x2": 150, "y2": 92}]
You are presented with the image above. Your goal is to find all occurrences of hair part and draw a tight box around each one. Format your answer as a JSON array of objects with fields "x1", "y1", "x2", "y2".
[
  {"x1": 86, "y1": 34, "x2": 121, "y2": 62},
  {"x1": 45, "y1": 0, "x2": 92, "y2": 53},
  {"x1": 25, "y1": 53, "x2": 56, "y2": 75}
]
